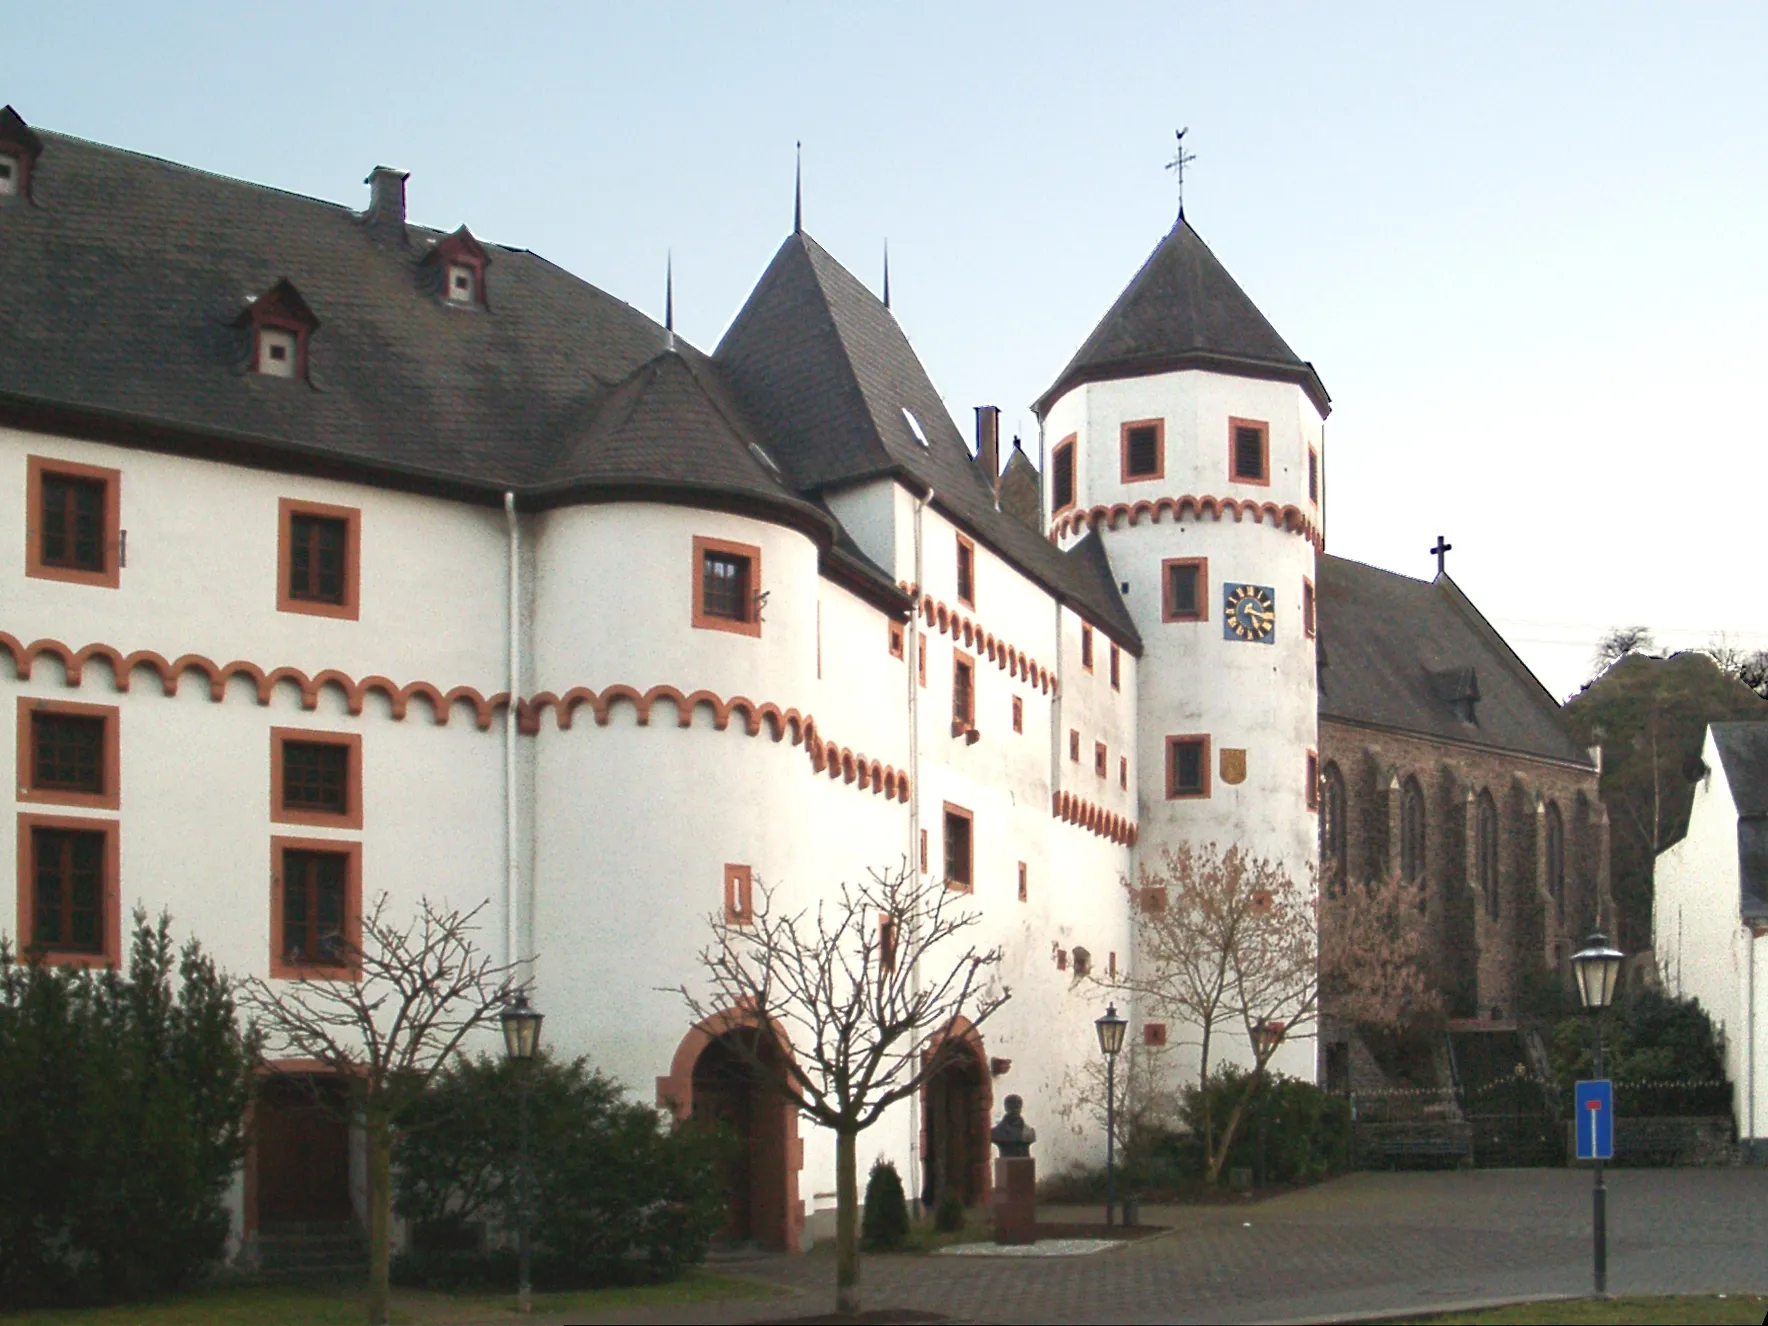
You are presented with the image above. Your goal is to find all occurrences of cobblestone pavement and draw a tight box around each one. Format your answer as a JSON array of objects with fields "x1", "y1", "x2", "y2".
[{"x1": 558, "y1": 1168, "x2": 1768, "y2": 1325}]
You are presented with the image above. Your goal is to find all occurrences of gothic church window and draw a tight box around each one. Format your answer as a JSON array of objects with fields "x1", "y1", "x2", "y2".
[
  {"x1": 1476, "y1": 790, "x2": 1499, "y2": 920},
  {"x1": 1321, "y1": 762, "x2": 1346, "y2": 894},
  {"x1": 1546, "y1": 802, "x2": 1565, "y2": 924},
  {"x1": 1401, "y1": 777, "x2": 1426, "y2": 893}
]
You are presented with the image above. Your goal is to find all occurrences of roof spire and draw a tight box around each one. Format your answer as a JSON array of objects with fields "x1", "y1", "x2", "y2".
[
  {"x1": 882, "y1": 239, "x2": 891, "y2": 309},
  {"x1": 793, "y1": 141, "x2": 803, "y2": 234},
  {"x1": 1165, "y1": 127, "x2": 1196, "y2": 221},
  {"x1": 664, "y1": 250, "x2": 675, "y2": 351}
]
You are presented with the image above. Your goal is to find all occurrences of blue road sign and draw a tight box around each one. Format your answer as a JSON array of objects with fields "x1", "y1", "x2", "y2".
[{"x1": 1575, "y1": 1079, "x2": 1614, "y2": 1160}]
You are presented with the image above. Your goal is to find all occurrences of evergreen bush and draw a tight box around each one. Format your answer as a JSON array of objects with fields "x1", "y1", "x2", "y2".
[
  {"x1": 393, "y1": 1051, "x2": 723, "y2": 1289},
  {"x1": 0, "y1": 914, "x2": 257, "y2": 1309},
  {"x1": 1549, "y1": 987, "x2": 1730, "y2": 1115},
  {"x1": 933, "y1": 1194, "x2": 965, "y2": 1232},
  {"x1": 860, "y1": 1158, "x2": 909, "y2": 1251},
  {"x1": 1175, "y1": 1069, "x2": 1352, "y2": 1186}
]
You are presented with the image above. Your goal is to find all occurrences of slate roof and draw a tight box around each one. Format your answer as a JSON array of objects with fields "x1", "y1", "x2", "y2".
[
  {"x1": 1317, "y1": 555, "x2": 1592, "y2": 767},
  {"x1": 1710, "y1": 725, "x2": 1768, "y2": 908},
  {"x1": 0, "y1": 125, "x2": 675, "y2": 493},
  {"x1": 716, "y1": 231, "x2": 1141, "y2": 651},
  {"x1": 1035, "y1": 216, "x2": 1329, "y2": 418}
]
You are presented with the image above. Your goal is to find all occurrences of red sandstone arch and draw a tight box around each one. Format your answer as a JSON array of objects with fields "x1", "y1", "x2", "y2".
[{"x1": 921, "y1": 1016, "x2": 993, "y2": 1209}]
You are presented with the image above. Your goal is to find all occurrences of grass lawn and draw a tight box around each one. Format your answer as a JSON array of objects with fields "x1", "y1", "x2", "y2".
[
  {"x1": 1404, "y1": 1294, "x2": 1768, "y2": 1324},
  {"x1": 0, "y1": 1271, "x2": 786, "y2": 1325}
]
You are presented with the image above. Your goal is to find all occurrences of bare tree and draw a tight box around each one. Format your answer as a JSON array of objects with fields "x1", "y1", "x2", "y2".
[
  {"x1": 240, "y1": 896, "x2": 522, "y2": 1326},
  {"x1": 1319, "y1": 871, "x2": 1443, "y2": 1034},
  {"x1": 678, "y1": 863, "x2": 1008, "y2": 1316},
  {"x1": 1592, "y1": 625, "x2": 1654, "y2": 677},
  {"x1": 1706, "y1": 634, "x2": 1768, "y2": 701},
  {"x1": 1106, "y1": 844, "x2": 1318, "y2": 1184}
]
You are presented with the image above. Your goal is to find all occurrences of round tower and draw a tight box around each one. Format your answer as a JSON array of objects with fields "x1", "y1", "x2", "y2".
[{"x1": 1037, "y1": 214, "x2": 1329, "y2": 912}]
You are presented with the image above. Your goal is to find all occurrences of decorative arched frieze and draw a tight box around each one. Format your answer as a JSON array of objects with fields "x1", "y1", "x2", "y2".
[
  {"x1": 1047, "y1": 493, "x2": 1322, "y2": 548},
  {"x1": 897, "y1": 584, "x2": 1058, "y2": 696},
  {"x1": 1050, "y1": 789, "x2": 1137, "y2": 846}
]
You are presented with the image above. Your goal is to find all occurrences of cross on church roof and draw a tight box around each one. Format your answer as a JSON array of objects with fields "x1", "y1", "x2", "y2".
[
  {"x1": 1431, "y1": 535, "x2": 1452, "y2": 578},
  {"x1": 1165, "y1": 128, "x2": 1197, "y2": 219}
]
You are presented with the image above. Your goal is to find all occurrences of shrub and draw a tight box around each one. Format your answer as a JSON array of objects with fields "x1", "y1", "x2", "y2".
[
  {"x1": 1549, "y1": 988, "x2": 1729, "y2": 1115},
  {"x1": 393, "y1": 1052, "x2": 723, "y2": 1289},
  {"x1": 861, "y1": 1159, "x2": 909, "y2": 1251},
  {"x1": 1176, "y1": 1069, "x2": 1352, "y2": 1186},
  {"x1": 933, "y1": 1195, "x2": 965, "y2": 1232},
  {"x1": 0, "y1": 914, "x2": 257, "y2": 1309}
]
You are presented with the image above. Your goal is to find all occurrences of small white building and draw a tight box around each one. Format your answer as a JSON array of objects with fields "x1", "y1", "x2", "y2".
[{"x1": 1654, "y1": 722, "x2": 1768, "y2": 1159}]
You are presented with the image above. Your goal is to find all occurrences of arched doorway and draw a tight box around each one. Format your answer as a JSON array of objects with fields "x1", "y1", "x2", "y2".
[
  {"x1": 657, "y1": 1017, "x2": 802, "y2": 1253},
  {"x1": 921, "y1": 1022, "x2": 991, "y2": 1209}
]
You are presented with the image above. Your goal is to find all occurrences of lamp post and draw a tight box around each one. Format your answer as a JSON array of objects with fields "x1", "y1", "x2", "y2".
[
  {"x1": 1094, "y1": 1004, "x2": 1127, "y2": 1227},
  {"x1": 500, "y1": 993, "x2": 543, "y2": 1314},
  {"x1": 1571, "y1": 933, "x2": 1623, "y2": 1298}
]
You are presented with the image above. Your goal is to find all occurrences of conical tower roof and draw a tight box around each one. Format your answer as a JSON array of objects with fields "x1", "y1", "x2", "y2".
[{"x1": 1035, "y1": 216, "x2": 1329, "y2": 418}]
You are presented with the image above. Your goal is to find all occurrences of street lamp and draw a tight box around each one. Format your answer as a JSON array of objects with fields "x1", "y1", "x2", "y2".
[
  {"x1": 1571, "y1": 933, "x2": 1622, "y2": 1297},
  {"x1": 500, "y1": 993, "x2": 543, "y2": 1314},
  {"x1": 1094, "y1": 1004, "x2": 1128, "y2": 1227},
  {"x1": 1250, "y1": 1019, "x2": 1286, "y2": 1064}
]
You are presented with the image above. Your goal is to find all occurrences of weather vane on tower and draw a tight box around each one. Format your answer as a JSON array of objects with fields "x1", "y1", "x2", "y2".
[{"x1": 1166, "y1": 128, "x2": 1196, "y2": 220}]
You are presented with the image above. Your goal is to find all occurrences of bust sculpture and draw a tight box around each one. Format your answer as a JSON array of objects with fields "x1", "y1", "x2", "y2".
[{"x1": 990, "y1": 1093, "x2": 1036, "y2": 1158}]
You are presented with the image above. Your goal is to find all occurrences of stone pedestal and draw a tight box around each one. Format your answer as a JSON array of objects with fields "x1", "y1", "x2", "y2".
[{"x1": 992, "y1": 1156, "x2": 1036, "y2": 1245}]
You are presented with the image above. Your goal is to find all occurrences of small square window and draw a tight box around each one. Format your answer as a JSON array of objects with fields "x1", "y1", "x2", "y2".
[
  {"x1": 1052, "y1": 437, "x2": 1077, "y2": 512},
  {"x1": 956, "y1": 535, "x2": 975, "y2": 607},
  {"x1": 1070, "y1": 729, "x2": 1080, "y2": 762},
  {"x1": 1163, "y1": 558, "x2": 1207, "y2": 623},
  {"x1": 278, "y1": 499, "x2": 361, "y2": 620},
  {"x1": 1306, "y1": 750, "x2": 1320, "y2": 812},
  {"x1": 32, "y1": 712, "x2": 104, "y2": 795},
  {"x1": 1230, "y1": 418, "x2": 1269, "y2": 484},
  {"x1": 952, "y1": 653, "x2": 975, "y2": 732},
  {"x1": 692, "y1": 537, "x2": 762, "y2": 637},
  {"x1": 1121, "y1": 419, "x2": 1164, "y2": 482},
  {"x1": 257, "y1": 327, "x2": 299, "y2": 378},
  {"x1": 878, "y1": 912, "x2": 898, "y2": 971},
  {"x1": 447, "y1": 264, "x2": 476, "y2": 304},
  {"x1": 943, "y1": 804, "x2": 973, "y2": 891},
  {"x1": 889, "y1": 622, "x2": 905, "y2": 658},
  {"x1": 1303, "y1": 578, "x2": 1316, "y2": 638},
  {"x1": 1012, "y1": 695, "x2": 1023, "y2": 734},
  {"x1": 1143, "y1": 1022, "x2": 1168, "y2": 1047},
  {"x1": 1017, "y1": 861, "x2": 1027, "y2": 902},
  {"x1": 1308, "y1": 448, "x2": 1319, "y2": 503},
  {"x1": 1095, "y1": 741, "x2": 1107, "y2": 778},
  {"x1": 1167, "y1": 735, "x2": 1210, "y2": 799},
  {"x1": 1120, "y1": 755, "x2": 1128, "y2": 790},
  {"x1": 1080, "y1": 624, "x2": 1094, "y2": 671},
  {"x1": 1110, "y1": 644, "x2": 1121, "y2": 690},
  {"x1": 271, "y1": 729, "x2": 363, "y2": 829}
]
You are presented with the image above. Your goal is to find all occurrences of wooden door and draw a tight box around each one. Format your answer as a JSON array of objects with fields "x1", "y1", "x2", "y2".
[{"x1": 257, "y1": 1077, "x2": 352, "y2": 1223}]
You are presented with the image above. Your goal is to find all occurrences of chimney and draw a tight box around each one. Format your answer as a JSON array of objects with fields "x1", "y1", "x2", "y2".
[
  {"x1": 974, "y1": 405, "x2": 1001, "y2": 504},
  {"x1": 363, "y1": 166, "x2": 409, "y2": 244}
]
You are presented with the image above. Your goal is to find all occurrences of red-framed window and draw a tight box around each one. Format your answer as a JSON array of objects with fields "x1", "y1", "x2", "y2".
[
  {"x1": 956, "y1": 534, "x2": 976, "y2": 608},
  {"x1": 1080, "y1": 624, "x2": 1094, "y2": 671},
  {"x1": 17, "y1": 698, "x2": 119, "y2": 811},
  {"x1": 724, "y1": 864, "x2": 754, "y2": 925},
  {"x1": 942, "y1": 803, "x2": 974, "y2": 892},
  {"x1": 16, "y1": 813, "x2": 121, "y2": 968},
  {"x1": 1095, "y1": 741, "x2": 1108, "y2": 778},
  {"x1": 1229, "y1": 417, "x2": 1270, "y2": 485},
  {"x1": 1120, "y1": 418, "x2": 1165, "y2": 483},
  {"x1": 1166, "y1": 734, "x2": 1211, "y2": 799},
  {"x1": 26, "y1": 456, "x2": 122, "y2": 589},
  {"x1": 952, "y1": 649, "x2": 976, "y2": 734},
  {"x1": 1162, "y1": 557, "x2": 1208, "y2": 623},
  {"x1": 1012, "y1": 695, "x2": 1023, "y2": 733},
  {"x1": 1051, "y1": 436, "x2": 1077, "y2": 513},
  {"x1": 278, "y1": 498, "x2": 361, "y2": 620},
  {"x1": 271, "y1": 729, "x2": 363, "y2": 830},
  {"x1": 1110, "y1": 643, "x2": 1121, "y2": 690},
  {"x1": 1303, "y1": 577, "x2": 1317, "y2": 638},
  {"x1": 270, "y1": 837, "x2": 362, "y2": 980},
  {"x1": 692, "y1": 535, "x2": 762, "y2": 637}
]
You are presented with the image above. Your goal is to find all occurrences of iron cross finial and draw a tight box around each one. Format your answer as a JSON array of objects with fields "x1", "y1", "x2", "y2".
[
  {"x1": 1431, "y1": 535, "x2": 1453, "y2": 578},
  {"x1": 1165, "y1": 128, "x2": 1197, "y2": 220}
]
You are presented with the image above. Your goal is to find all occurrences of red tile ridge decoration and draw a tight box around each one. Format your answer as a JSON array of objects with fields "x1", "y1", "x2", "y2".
[
  {"x1": 895, "y1": 583, "x2": 1057, "y2": 697},
  {"x1": 1051, "y1": 789, "x2": 1138, "y2": 846},
  {"x1": 1046, "y1": 494, "x2": 1322, "y2": 549}
]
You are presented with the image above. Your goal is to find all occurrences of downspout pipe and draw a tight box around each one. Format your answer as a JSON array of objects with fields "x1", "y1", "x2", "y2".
[
  {"x1": 504, "y1": 492, "x2": 520, "y2": 975},
  {"x1": 907, "y1": 487, "x2": 930, "y2": 1209}
]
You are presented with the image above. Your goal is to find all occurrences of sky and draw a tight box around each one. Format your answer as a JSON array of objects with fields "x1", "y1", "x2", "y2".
[{"x1": 8, "y1": 2, "x2": 1767, "y2": 699}]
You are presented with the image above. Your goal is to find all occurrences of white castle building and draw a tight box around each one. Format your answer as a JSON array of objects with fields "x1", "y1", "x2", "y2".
[{"x1": 5, "y1": 106, "x2": 1581, "y2": 1255}]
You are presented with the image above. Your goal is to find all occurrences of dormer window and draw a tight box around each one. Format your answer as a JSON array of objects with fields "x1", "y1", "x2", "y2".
[
  {"x1": 237, "y1": 278, "x2": 319, "y2": 383},
  {"x1": 0, "y1": 105, "x2": 45, "y2": 201},
  {"x1": 425, "y1": 226, "x2": 491, "y2": 308},
  {"x1": 258, "y1": 328, "x2": 298, "y2": 378},
  {"x1": 0, "y1": 154, "x2": 17, "y2": 196}
]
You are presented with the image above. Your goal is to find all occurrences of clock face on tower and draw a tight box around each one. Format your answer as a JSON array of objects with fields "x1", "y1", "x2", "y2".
[{"x1": 1223, "y1": 584, "x2": 1276, "y2": 644}]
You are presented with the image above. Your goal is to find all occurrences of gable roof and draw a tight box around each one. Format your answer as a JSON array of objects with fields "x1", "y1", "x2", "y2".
[
  {"x1": 1713, "y1": 723, "x2": 1768, "y2": 818},
  {"x1": 1035, "y1": 216, "x2": 1329, "y2": 419},
  {"x1": 716, "y1": 231, "x2": 1141, "y2": 651},
  {"x1": 1317, "y1": 555, "x2": 1591, "y2": 767}
]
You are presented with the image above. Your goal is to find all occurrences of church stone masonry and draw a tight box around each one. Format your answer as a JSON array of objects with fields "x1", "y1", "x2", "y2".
[{"x1": 0, "y1": 106, "x2": 1605, "y2": 1258}]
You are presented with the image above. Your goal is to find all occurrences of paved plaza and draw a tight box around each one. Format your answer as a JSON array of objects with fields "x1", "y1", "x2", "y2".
[{"x1": 571, "y1": 1168, "x2": 1768, "y2": 1324}]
